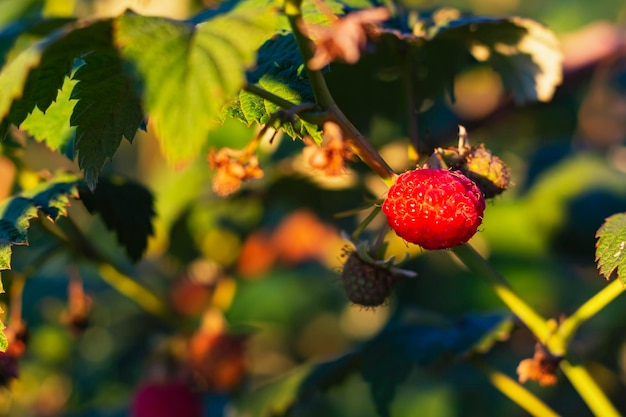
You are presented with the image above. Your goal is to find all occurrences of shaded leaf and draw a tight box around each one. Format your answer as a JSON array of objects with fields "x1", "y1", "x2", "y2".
[
  {"x1": 0, "y1": 20, "x2": 114, "y2": 138},
  {"x1": 0, "y1": 173, "x2": 79, "y2": 271},
  {"x1": 596, "y1": 212, "x2": 626, "y2": 283},
  {"x1": 78, "y1": 176, "x2": 155, "y2": 262},
  {"x1": 21, "y1": 75, "x2": 77, "y2": 157},
  {"x1": 115, "y1": 7, "x2": 280, "y2": 162},
  {"x1": 361, "y1": 311, "x2": 513, "y2": 417},
  {"x1": 70, "y1": 44, "x2": 143, "y2": 189},
  {"x1": 373, "y1": 12, "x2": 562, "y2": 106}
]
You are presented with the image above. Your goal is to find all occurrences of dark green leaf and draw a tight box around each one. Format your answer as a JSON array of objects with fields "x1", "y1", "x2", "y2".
[
  {"x1": 373, "y1": 13, "x2": 562, "y2": 106},
  {"x1": 78, "y1": 176, "x2": 155, "y2": 262},
  {"x1": 0, "y1": 20, "x2": 114, "y2": 139},
  {"x1": 0, "y1": 173, "x2": 79, "y2": 271},
  {"x1": 596, "y1": 212, "x2": 626, "y2": 283},
  {"x1": 361, "y1": 311, "x2": 513, "y2": 417},
  {"x1": 70, "y1": 45, "x2": 143, "y2": 189},
  {"x1": 115, "y1": 7, "x2": 279, "y2": 162}
]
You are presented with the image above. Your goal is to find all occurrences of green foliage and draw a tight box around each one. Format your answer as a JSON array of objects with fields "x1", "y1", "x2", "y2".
[
  {"x1": 0, "y1": 173, "x2": 78, "y2": 271},
  {"x1": 20, "y1": 75, "x2": 76, "y2": 157},
  {"x1": 361, "y1": 312, "x2": 514, "y2": 417},
  {"x1": 225, "y1": 34, "x2": 323, "y2": 143},
  {"x1": 373, "y1": 13, "x2": 562, "y2": 106},
  {"x1": 78, "y1": 176, "x2": 155, "y2": 263},
  {"x1": 0, "y1": 20, "x2": 113, "y2": 139},
  {"x1": 114, "y1": 7, "x2": 280, "y2": 162},
  {"x1": 596, "y1": 212, "x2": 626, "y2": 283},
  {"x1": 70, "y1": 45, "x2": 143, "y2": 189}
]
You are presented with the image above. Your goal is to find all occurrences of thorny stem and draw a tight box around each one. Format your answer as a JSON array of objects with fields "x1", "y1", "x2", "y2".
[
  {"x1": 473, "y1": 359, "x2": 560, "y2": 417},
  {"x1": 453, "y1": 242, "x2": 621, "y2": 416},
  {"x1": 282, "y1": 0, "x2": 397, "y2": 185},
  {"x1": 558, "y1": 278, "x2": 626, "y2": 347}
]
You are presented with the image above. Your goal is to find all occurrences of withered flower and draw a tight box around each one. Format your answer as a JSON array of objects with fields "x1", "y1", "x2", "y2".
[
  {"x1": 208, "y1": 148, "x2": 264, "y2": 197},
  {"x1": 302, "y1": 121, "x2": 353, "y2": 176},
  {"x1": 517, "y1": 343, "x2": 562, "y2": 386},
  {"x1": 299, "y1": 7, "x2": 390, "y2": 70}
]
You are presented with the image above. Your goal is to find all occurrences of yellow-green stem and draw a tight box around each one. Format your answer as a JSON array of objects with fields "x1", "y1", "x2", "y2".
[
  {"x1": 474, "y1": 360, "x2": 560, "y2": 417},
  {"x1": 559, "y1": 279, "x2": 625, "y2": 346},
  {"x1": 451, "y1": 243, "x2": 550, "y2": 342},
  {"x1": 560, "y1": 358, "x2": 621, "y2": 417}
]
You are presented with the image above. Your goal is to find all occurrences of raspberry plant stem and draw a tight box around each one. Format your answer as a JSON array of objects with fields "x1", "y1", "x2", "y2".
[
  {"x1": 473, "y1": 359, "x2": 560, "y2": 417},
  {"x1": 282, "y1": 0, "x2": 397, "y2": 185},
  {"x1": 558, "y1": 278, "x2": 625, "y2": 346},
  {"x1": 560, "y1": 358, "x2": 621, "y2": 417},
  {"x1": 453, "y1": 242, "x2": 621, "y2": 416},
  {"x1": 451, "y1": 243, "x2": 550, "y2": 342}
]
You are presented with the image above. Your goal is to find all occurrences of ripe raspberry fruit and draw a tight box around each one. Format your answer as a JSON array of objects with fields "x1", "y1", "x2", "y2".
[
  {"x1": 382, "y1": 169, "x2": 485, "y2": 249},
  {"x1": 341, "y1": 249, "x2": 394, "y2": 307}
]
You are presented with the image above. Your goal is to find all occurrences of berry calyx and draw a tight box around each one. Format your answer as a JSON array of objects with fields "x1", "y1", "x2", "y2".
[
  {"x1": 382, "y1": 169, "x2": 485, "y2": 250},
  {"x1": 462, "y1": 145, "x2": 510, "y2": 198}
]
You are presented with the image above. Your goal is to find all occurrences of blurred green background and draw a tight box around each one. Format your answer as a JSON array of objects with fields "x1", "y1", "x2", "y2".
[{"x1": 1, "y1": 0, "x2": 626, "y2": 416}]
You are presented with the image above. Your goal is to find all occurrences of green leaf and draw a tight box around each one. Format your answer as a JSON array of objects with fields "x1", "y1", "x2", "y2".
[
  {"x1": 115, "y1": 7, "x2": 280, "y2": 162},
  {"x1": 361, "y1": 311, "x2": 513, "y2": 417},
  {"x1": 21, "y1": 75, "x2": 77, "y2": 156},
  {"x1": 224, "y1": 34, "x2": 323, "y2": 142},
  {"x1": 596, "y1": 212, "x2": 626, "y2": 283},
  {"x1": 77, "y1": 176, "x2": 155, "y2": 262},
  {"x1": 70, "y1": 45, "x2": 144, "y2": 189},
  {"x1": 0, "y1": 173, "x2": 79, "y2": 271},
  {"x1": 374, "y1": 12, "x2": 562, "y2": 106},
  {"x1": 0, "y1": 20, "x2": 114, "y2": 138}
]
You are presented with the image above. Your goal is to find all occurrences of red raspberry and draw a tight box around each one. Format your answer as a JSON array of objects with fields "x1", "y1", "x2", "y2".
[{"x1": 382, "y1": 169, "x2": 485, "y2": 249}]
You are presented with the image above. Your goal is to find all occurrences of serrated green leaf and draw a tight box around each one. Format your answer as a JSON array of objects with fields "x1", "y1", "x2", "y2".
[
  {"x1": 596, "y1": 212, "x2": 626, "y2": 283},
  {"x1": 70, "y1": 45, "x2": 143, "y2": 189},
  {"x1": 115, "y1": 7, "x2": 279, "y2": 162},
  {"x1": 0, "y1": 173, "x2": 79, "y2": 271},
  {"x1": 224, "y1": 34, "x2": 323, "y2": 142},
  {"x1": 0, "y1": 20, "x2": 114, "y2": 138},
  {"x1": 21, "y1": 75, "x2": 77, "y2": 155},
  {"x1": 78, "y1": 176, "x2": 155, "y2": 262}
]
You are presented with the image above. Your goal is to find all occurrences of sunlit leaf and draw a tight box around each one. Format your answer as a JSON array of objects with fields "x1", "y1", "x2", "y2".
[
  {"x1": 78, "y1": 176, "x2": 155, "y2": 262},
  {"x1": 224, "y1": 34, "x2": 323, "y2": 143},
  {"x1": 0, "y1": 20, "x2": 113, "y2": 138},
  {"x1": 596, "y1": 212, "x2": 626, "y2": 283},
  {"x1": 0, "y1": 173, "x2": 79, "y2": 271},
  {"x1": 115, "y1": 7, "x2": 280, "y2": 162},
  {"x1": 70, "y1": 45, "x2": 143, "y2": 189},
  {"x1": 21, "y1": 75, "x2": 77, "y2": 156}
]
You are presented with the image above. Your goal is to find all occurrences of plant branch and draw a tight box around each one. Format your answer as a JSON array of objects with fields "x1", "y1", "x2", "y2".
[
  {"x1": 560, "y1": 358, "x2": 621, "y2": 417},
  {"x1": 451, "y1": 243, "x2": 550, "y2": 342},
  {"x1": 282, "y1": 0, "x2": 396, "y2": 184},
  {"x1": 558, "y1": 278, "x2": 625, "y2": 346},
  {"x1": 473, "y1": 359, "x2": 560, "y2": 417}
]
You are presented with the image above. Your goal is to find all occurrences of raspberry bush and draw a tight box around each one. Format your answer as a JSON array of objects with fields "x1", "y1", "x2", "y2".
[{"x1": 0, "y1": 1, "x2": 625, "y2": 416}]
